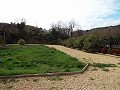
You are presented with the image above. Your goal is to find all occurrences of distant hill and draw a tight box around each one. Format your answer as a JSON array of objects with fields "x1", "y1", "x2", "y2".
[
  {"x1": 0, "y1": 22, "x2": 120, "y2": 44},
  {"x1": 0, "y1": 22, "x2": 69, "y2": 44},
  {"x1": 84, "y1": 25, "x2": 120, "y2": 38},
  {"x1": 0, "y1": 22, "x2": 46, "y2": 44},
  {"x1": 72, "y1": 25, "x2": 120, "y2": 38}
]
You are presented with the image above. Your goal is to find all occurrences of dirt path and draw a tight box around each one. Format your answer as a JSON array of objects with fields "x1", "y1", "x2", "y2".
[{"x1": 0, "y1": 45, "x2": 120, "y2": 90}]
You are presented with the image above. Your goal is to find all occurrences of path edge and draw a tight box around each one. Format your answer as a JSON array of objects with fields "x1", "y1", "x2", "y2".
[{"x1": 0, "y1": 64, "x2": 89, "y2": 79}]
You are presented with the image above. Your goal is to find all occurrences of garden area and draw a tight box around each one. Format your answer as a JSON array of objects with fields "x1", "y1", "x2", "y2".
[{"x1": 0, "y1": 45, "x2": 85, "y2": 76}]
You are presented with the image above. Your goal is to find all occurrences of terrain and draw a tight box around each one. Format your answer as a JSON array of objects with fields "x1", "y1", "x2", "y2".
[{"x1": 0, "y1": 45, "x2": 120, "y2": 90}]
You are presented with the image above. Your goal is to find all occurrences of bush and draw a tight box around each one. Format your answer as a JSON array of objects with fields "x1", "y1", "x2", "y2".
[
  {"x1": 62, "y1": 34, "x2": 107, "y2": 53},
  {"x1": 17, "y1": 39, "x2": 26, "y2": 45},
  {"x1": 63, "y1": 38, "x2": 75, "y2": 48},
  {"x1": 83, "y1": 35, "x2": 105, "y2": 53},
  {"x1": 74, "y1": 35, "x2": 87, "y2": 49}
]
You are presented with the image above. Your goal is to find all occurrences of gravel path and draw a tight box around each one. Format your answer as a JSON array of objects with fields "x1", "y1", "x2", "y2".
[
  {"x1": 0, "y1": 45, "x2": 120, "y2": 90},
  {"x1": 47, "y1": 45, "x2": 120, "y2": 64}
]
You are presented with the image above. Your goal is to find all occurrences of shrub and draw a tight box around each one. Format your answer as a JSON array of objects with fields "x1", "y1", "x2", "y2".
[
  {"x1": 74, "y1": 35, "x2": 87, "y2": 49},
  {"x1": 83, "y1": 35, "x2": 106, "y2": 53},
  {"x1": 17, "y1": 39, "x2": 26, "y2": 45},
  {"x1": 64, "y1": 38, "x2": 75, "y2": 48}
]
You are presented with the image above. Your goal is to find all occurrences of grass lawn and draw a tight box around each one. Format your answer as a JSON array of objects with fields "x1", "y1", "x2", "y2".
[{"x1": 0, "y1": 45, "x2": 85, "y2": 76}]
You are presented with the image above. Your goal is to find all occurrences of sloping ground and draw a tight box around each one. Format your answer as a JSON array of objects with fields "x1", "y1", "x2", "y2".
[{"x1": 0, "y1": 45, "x2": 120, "y2": 90}]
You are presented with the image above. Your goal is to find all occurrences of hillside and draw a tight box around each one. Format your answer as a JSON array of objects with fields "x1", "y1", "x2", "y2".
[
  {"x1": 0, "y1": 23, "x2": 47, "y2": 44},
  {"x1": 84, "y1": 25, "x2": 120, "y2": 38},
  {"x1": 0, "y1": 22, "x2": 120, "y2": 44}
]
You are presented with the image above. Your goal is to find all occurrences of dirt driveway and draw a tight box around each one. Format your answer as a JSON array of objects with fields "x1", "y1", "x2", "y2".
[{"x1": 0, "y1": 45, "x2": 120, "y2": 90}]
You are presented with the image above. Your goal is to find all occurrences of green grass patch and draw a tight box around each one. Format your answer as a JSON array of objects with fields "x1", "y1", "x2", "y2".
[
  {"x1": 92, "y1": 63, "x2": 117, "y2": 68},
  {"x1": 0, "y1": 45, "x2": 85, "y2": 76}
]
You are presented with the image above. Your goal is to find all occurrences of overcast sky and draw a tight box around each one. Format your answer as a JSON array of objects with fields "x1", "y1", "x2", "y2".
[{"x1": 0, "y1": 0, "x2": 120, "y2": 30}]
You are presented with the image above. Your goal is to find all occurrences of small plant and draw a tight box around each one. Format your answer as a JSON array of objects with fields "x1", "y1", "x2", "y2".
[
  {"x1": 33, "y1": 79, "x2": 39, "y2": 82},
  {"x1": 92, "y1": 68, "x2": 98, "y2": 71},
  {"x1": 102, "y1": 68, "x2": 109, "y2": 71},
  {"x1": 17, "y1": 39, "x2": 26, "y2": 45},
  {"x1": 118, "y1": 63, "x2": 120, "y2": 65},
  {"x1": 89, "y1": 77, "x2": 94, "y2": 80},
  {"x1": 48, "y1": 76, "x2": 63, "y2": 81}
]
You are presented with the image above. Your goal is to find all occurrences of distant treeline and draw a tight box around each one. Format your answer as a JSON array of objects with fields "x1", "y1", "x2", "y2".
[
  {"x1": 0, "y1": 22, "x2": 71, "y2": 44},
  {"x1": 0, "y1": 21, "x2": 120, "y2": 44}
]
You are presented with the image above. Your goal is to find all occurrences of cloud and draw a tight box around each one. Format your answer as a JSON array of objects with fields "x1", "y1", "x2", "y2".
[
  {"x1": 0, "y1": 0, "x2": 120, "y2": 30},
  {"x1": 72, "y1": 0, "x2": 120, "y2": 30}
]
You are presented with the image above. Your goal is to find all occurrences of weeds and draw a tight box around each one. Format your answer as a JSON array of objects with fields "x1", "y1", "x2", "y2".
[
  {"x1": 92, "y1": 63, "x2": 117, "y2": 72},
  {"x1": 48, "y1": 76, "x2": 63, "y2": 81},
  {"x1": 92, "y1": 63, "x2": 117, "y2": 68},
  {"x1": 118, "y1": 63, "x2": 120, "y2": 65},
  {"x1": 102, "y1": 68, "x2": 109, "y2": 71}
]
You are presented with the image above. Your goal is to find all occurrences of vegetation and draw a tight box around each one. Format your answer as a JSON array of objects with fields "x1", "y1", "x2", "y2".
[
  {"x1": 17, "y1": 39, "x2": 26, "y2": 45},
  {"x1": 83, "y1": 35, "x2": 105, "y2": 52},
  {"x1": 74, "y1": 35, "x2": 87, "y2": 49},
  {"x1": 62, "y1": 34, "x2": 106, "y2": 53},
  {"x1": 0, "y1": 22, "x2": 70, "y2": 44},
  {"x1": 118, "y1": 63, "x2": 120, "y2": 65},
  {"x1": 102, "y1": 68, "x2": 110, "y2": 72},
  {"x1": 92, "y1": 63, "x2": 117, "y2": 68},
  {"x1": 91, "y1": 63, "x2": 117, "y2": 71},
  {"x1": 0, "y1": 21, "x2": 120, "y2": 55},
  {"x1": 0, "y1": 45, "x2": 85, "y2": 76},
  {"x1": 48, "y1": 76, "x2": 63, "y2": 81},
  {"x1": 63, "y1": 38, "x2": 75, "y2": 48}
]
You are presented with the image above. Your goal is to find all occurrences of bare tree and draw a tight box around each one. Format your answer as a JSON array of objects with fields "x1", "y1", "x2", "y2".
[
  {"x1": 51, "y1": 21, "x2": 67, "y2": 30},
  {"x1": 68, "y1": 19, "x2": 77, "y2": 36},
  {"x1": 68, "y1": 19, "x2": 76, "y2": 29}
]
